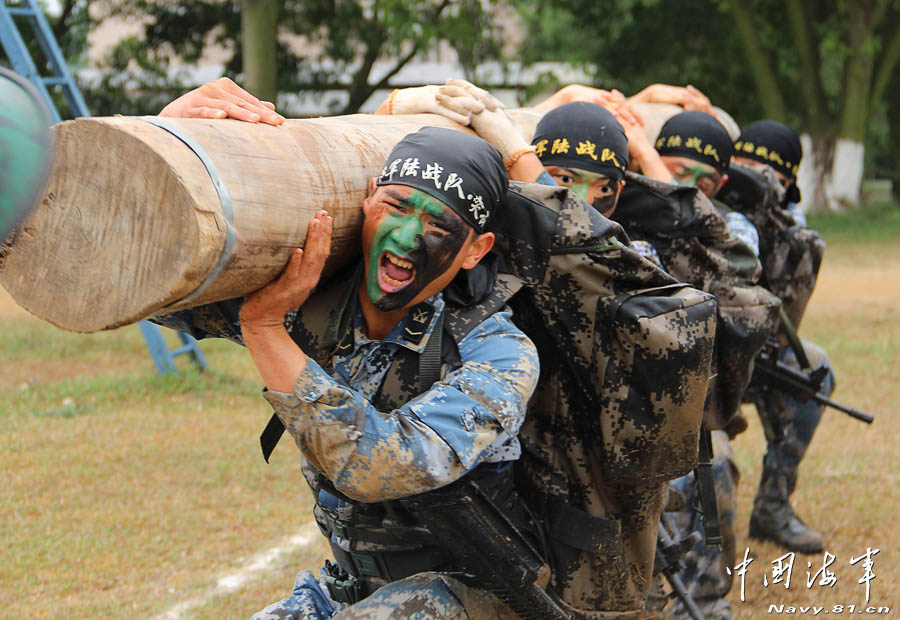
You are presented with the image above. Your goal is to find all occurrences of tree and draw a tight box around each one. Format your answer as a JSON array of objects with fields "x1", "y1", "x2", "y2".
[
  {"x1": 240, "y1": 0, "x2": 281, "y2": 102},
  {"x1": 514, "y1": 0, "x2": 900, "y2": 211},
  {"x1": 724, "y1": 0, "x2": 900, "y2": 209},
  {"x1": 69, "y1": 0, "x2": 503, "y2": 116}
]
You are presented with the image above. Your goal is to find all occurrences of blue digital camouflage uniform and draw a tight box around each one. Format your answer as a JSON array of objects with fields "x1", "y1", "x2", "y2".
[
  {"x1": 157, "y1": 292, "x2": 538, "y2": 620},
  {"x1": 260, "y1": 295, "x2": 539, "y2": 502}
]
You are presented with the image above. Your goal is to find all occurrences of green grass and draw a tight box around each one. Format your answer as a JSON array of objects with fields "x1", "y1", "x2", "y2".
[{"x1": 807, "y1": 200, "x2": 900, "y2": 245}]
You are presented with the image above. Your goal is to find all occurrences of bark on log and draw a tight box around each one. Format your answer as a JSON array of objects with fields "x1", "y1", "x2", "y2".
[{"x1": 0, "y1": 106, "x2": 672, "y2": 333}]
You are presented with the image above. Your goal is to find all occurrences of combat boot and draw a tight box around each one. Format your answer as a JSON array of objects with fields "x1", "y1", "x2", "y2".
[
  {"x1": 749, "y1": 503, "x2": 823, "y2": 553},
  {"x1": 750, "y1": 457, "x2": 823, "y2": 553}
]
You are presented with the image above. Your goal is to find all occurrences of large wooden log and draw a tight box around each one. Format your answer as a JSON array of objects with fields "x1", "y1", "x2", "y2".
[
  {"x1": 1, "y1": 114, "x2": 440, "y2": 331},
  {"x1": 0, "y1": 106, "x2": 668, "y2": 333}
]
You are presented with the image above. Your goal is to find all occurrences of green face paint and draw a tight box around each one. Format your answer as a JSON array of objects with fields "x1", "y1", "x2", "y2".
[
  {"x1": 365, "y1": 188, "x2": 469, "y2": 311},
  {"x1": 550, "y1": 167, "x2": 617, "y2": 214},
  {"x1": 674, "y1": 163, "x2": 721, "y2": 195}
]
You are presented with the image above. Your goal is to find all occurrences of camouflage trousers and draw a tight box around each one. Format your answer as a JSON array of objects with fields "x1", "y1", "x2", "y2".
[
  {"x1": 653, "y1": 431, "x2": 738, "y2": 620},
  {"x1": 250, "y1": 568, "x2": 519, "y2": 620},
  {"x1": 748, "y1": 340, "x2": 834, "y2": 517}
]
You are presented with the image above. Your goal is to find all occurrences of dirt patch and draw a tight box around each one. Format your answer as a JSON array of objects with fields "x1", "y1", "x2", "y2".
[{"x1": 812, "y1": 255, "x2": 900, "y2": 311}]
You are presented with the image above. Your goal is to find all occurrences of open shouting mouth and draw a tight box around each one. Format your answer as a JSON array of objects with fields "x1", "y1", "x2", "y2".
[{"x1": 378, "y1": 251, "x2": 417, "y2": 293}]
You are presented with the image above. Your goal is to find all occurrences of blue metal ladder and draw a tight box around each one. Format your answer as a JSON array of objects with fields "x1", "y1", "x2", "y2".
[{"x1": 0, "y1": 0, "x2": 208, "y2": 374}]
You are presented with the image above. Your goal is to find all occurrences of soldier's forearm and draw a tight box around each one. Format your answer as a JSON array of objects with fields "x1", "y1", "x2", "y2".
[{"x1": 242, "y1": 323, "x2": 308, "y2": 393}]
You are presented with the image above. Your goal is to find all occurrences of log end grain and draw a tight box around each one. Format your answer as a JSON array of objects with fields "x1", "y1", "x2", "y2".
[{"x1": 0, "y1": 117, "x2": 224, "y2": 332}]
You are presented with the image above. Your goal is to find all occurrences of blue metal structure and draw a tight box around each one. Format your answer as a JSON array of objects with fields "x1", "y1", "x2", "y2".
[
  {"x1": 0, "y1": 0, "x2": 208, "y2": 374},
  {"x1": 0, "y1": 0, "x2": 87, "y2": 121}
]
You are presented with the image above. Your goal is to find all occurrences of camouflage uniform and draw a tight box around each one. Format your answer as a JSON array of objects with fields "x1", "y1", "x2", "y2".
[
  {"x1": 496, "y1": 183, "x2": 716, "y2": 618},
  {"x1": 746, "y1": 340, "x2": 835, "y2": 551},
  {"x1": 656, "y1": 432, "x2": 738, "y2": 620},
  {"x1": 159, "y1": 181, "x2": 718, "y2": 620},
  {"x1": 251, "y1": 570, "x2": 517, "y2": 620},
  {"x1": 718, "y1": 163, "x2": 832, "y2": 552},
  {"x1": 611, "y1": 173, "x2": 781, "y2": 620},
  {"x1": 156, "y1": 277, "x2": 540, "y2": 620}
]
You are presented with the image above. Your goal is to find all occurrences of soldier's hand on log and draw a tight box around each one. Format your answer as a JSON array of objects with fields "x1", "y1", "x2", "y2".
[
  {"x1": 616, "y1": 112, "x2": 672, "y2": 183},
  {"x1": 381, "y1": 85, "x2": 475, "y2": 125},
  {"x1": 629, "y1": 83, "x2": 713, "y2": 115},
  {"x1": 240, "y1": 211, "x2": 333, "y2": 328},
  {"x1": 159, "y1": 77, "x2": 285, "y2": 126},
  {"x1": 440, "y1": 79, "x2": 504, "y2": 112},
  {"x1": 531, "y1": 84, "x2": 644, "y2": 126}
]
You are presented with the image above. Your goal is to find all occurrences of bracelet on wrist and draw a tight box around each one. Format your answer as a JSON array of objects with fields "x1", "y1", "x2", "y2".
[
  {"x1": 387, "y1": 89, "x2": 399, "y2": 115},
  {"x1": 504, "y1": 146, "x2": 537, "y2": 171}
]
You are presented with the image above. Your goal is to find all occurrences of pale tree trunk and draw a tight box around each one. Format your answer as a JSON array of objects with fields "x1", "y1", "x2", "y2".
[
  {"x1": 827, "y1": 140, "x2": 865, "y2": 209},
  {"x1": 797, "y1": 134, "x2": 832, "y2": 213},
  {"x1": 241, "y1": 0, "x2": 281, "y2": 103}
]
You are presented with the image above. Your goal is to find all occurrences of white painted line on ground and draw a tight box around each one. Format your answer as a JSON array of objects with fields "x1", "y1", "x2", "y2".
[{"x1": 152, "y1": 523, "x2": 320, "y2": 620}]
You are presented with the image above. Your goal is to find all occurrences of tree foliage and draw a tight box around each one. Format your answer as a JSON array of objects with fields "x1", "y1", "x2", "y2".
[
  {"x1": 67, "y1": 0, "x2": 503, "y2": 116},
  {"x1": 516, "y1": 0, "x2": 900, "y2": 205}
]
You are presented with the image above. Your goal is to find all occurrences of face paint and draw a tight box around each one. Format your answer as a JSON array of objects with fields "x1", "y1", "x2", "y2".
[
  {"x1": 590, "y1": 193, "x2": 618, "y2": 215},
  {"x1": 548, "y1": 166, "x2": 618, "y2": 215},
  {"x1": 364, "y1": 188, "x2": 470, "y2": 312},
  {"x1": 673, "y1": 163, "x2": 720, "y2": 198}
]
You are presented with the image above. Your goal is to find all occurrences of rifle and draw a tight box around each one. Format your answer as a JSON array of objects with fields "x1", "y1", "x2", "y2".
[
  {"x1": 655, "y1": 512, "x2": 705, "y2": 620},
  {"x1": 751, "y1": 339, "x2": 874, "y2": 424},
  {"x1": 402, "y1": 477, "x2": 571, "y2": 620}
]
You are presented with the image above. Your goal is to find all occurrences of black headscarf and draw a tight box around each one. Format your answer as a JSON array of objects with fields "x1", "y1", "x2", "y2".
[
  {"x1": 376, "y1": 126, "x2": 507, "y2": 232},
  {"x1": 655, "y1": 111, "x2": 733, "y2": 174},
  {"x1": 532, "y1": 102, "x2": 629, "y2": 181},
  {"x1": 734, "y1": 120, "x2": 803, "y2": 203}
]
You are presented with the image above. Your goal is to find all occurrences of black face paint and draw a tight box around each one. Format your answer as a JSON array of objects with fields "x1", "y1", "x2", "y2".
[
  {"x1": 367, "y1": 190, "x2": 470, "y2": 312},
  {"x1": 591, "y1": 193, "x2": 618, "y2": 215}
]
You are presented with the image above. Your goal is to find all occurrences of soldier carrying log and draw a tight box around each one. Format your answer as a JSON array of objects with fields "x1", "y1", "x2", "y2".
[{"x1": 151, "y1": 79, "x2": 717, "y2": 619}]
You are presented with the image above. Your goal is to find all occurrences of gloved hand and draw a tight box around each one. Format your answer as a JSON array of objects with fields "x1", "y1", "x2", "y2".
[
  {"x1": 386, "y1": 85, "x2": 477, "y2": 125},
  {"x1": 437, "y1": 79, "x2": 531, "y2": 164}
]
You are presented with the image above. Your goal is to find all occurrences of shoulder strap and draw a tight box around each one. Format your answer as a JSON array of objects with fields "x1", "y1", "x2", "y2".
[{"x1": 418, "y1": 310, "x2": 444, "y2": 393}]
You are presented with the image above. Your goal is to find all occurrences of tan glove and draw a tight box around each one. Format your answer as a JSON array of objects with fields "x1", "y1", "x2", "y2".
[
  {"x1": 437, "y1": 79, "x2": 531, "y2": 164},
  {"x1": 386, "y1": 85, "x2": 477, "y2": 125}
]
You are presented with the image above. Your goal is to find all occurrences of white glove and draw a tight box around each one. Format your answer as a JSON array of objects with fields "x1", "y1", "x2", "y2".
[
  {"x1": 387, "y1": 85, "x2": 478, "y2": 125},
  {"x1": 437, "y1": 79, "x2": 530, "y2": 163}
]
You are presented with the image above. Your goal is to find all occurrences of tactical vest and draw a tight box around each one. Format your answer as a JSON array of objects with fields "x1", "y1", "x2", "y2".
[
  {"x1": 613, "y1": 172, "x2": 781, "y2": 430},
  {"x1": 717, "y1": 163, "x2": 826, "y2": 332}
]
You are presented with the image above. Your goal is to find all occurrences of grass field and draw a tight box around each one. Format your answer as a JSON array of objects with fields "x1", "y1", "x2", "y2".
[{"x1": 2, "y1": 205, "x2": 899, "y2": 619}]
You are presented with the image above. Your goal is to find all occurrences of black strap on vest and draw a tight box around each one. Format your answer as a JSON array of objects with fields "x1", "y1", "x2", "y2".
[
  {"x1": 259, "y1": 412, "x2": 286, "y2": 463},
  {"x1": 694, "y1": 425, "x2": 722, "y2": 546},
  {"x1": 418, "y1": 310, "x2": 444, "y2": 393}
]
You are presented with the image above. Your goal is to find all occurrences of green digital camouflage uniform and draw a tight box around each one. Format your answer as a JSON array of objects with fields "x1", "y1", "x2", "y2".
[
  {"x1": 613, "y1": 171, "x2": 781, "y2": 430},
  {"x1": 612, "y1": 173, "x2": 780, "y2": 619},
  {"x1": 495, "y1": 182, "x2": 716, "y2": 619}
]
